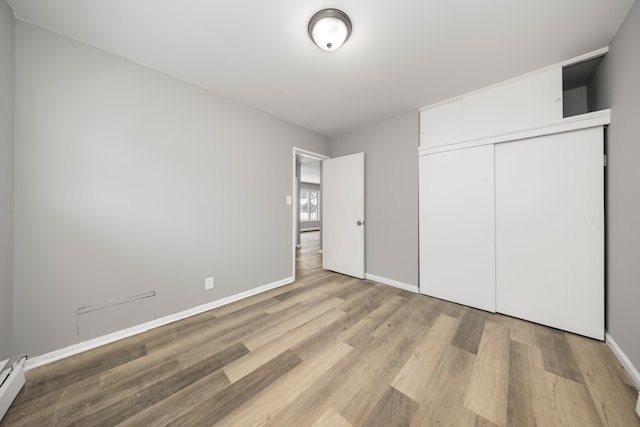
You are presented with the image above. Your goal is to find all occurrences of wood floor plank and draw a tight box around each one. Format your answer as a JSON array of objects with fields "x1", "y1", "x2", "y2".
[
  {"x1": 369, "y1": 294, "x2": 439, "y2": 339},
  {"x1": 289, "y1": 295, "x2": 393, "y2": 361},
  {"x1": 116, "y1": 369, "x2": 230, "y2": 426},
  {"x1": 497, "y1": 313, "x2": 541, "y2": 348},
  {"x1": 242, "y1": 295, "x2": 343, "y2": 350},
  {"x1": 337, "y1": 294, "x2": 407, "y2": 348},
  {"x1": 334, "y1": 309, "x2": 430, "y2": 425},
  {"x1": 451, "y1": 309, "x2": 487, "y2": 354},
  {"x1": 273, "y1": 281, "x2": 325, "y2": 301},
  {"x1": 567, "y1": 333, "x2": 640, "y2": 426},
  {"x1": 333, "y1": 279, "x2": 375, "y2": 301},
  {"x1": 143, "y1": 306, "x2": 267, "y2": 354},
  {"x1": 544, "y1": 371, "x2": 603, "y2": 427},
  {"x1": 360, "y1": 386, "x2": 418, "y2": 427},
  {"x1": 4, "y1": 358, "x2": 181, "y2": 427},
  {"x1": 429, "y1": 295, "x2": 466, "y2": 319},
  {"x1": 476, "y1": 415, "x2": 500, "y2": 426},
  {"x1": 262, "y1": 297, "x2": 427, "y2": 427},
  {"x1": 464, "y1": 321, "x2": 510, "y2": 427},
  {"x1": 142, "y1": 299, "x2": 274, "y2": 352},
  {"x1": 408, "y1": 345, "x2": 479, "y2": 426},
  {"x1": 223, "y1": 307, "x2": 345, "y2": 383},
  {"x1": 339, "y1": 283, "x2": 400, "y2": 315},
  {"x1": 168, "y1": 350, "x2": 303, "y2": 427},
  {"x1": 217, "y1": 340, "x2": 353, "y2": 427},
  {"x1": 536, "y1": 327, "x2": 584, "y2": 383},
  {"x1": 507, "y1": 340, "x2": 540, "y2": 427},
  {"x1": 507, "y1": 340, "x2": 556, "y2": 427},
  {"x1": 311, "y1": 408, "x2": 354, "y2": 427},
  {"x1": 264, "y1": 277, "x2": 344, "y2": 314},
  {"x1": 392, "y1": 314, "x2": 461, "y2": 402},
  {"x1": 171, "y1": 301, "x2": 308, "y2": 368},
  {"x1": 68, "y1": 341, "x2": 248, "y2": 426},
  {"x1": 16, "y1": 340, "x2": 147, "y2": 404}
]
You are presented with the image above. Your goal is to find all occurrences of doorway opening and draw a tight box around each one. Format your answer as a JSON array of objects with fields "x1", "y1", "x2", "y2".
[{"x1": 292, "y1": 148, "x2": 329, "y2": 280}]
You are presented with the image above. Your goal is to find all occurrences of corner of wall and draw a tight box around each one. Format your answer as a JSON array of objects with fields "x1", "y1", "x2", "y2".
[
  {"x1": 0, "y1": 0, "x2": 15, "y2": 361},
  {"x1": 604, "y1": 0, "x2": 640, "y2": 393}
]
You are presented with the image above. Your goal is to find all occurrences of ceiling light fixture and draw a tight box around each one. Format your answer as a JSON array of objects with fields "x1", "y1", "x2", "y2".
[{"x1": 308, "y1": 8, "x2": 352, "y2": 52}]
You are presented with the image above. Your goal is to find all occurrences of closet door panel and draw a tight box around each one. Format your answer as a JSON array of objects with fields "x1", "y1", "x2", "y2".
[
  {"x1": 495, "y1": 127, "x2": 604, "y2": 339},
  {"x1": 419, "y1": 145, "x2": 496, "y2": 312}
]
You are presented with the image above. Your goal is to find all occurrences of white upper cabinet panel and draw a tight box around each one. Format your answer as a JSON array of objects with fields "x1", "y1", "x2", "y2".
[
  {"x1": 419, "y1": 98, "x2": 463, "y2": 148},
  {"x1": 463, "y1": 67, "x2": 563, "y2": 140}
]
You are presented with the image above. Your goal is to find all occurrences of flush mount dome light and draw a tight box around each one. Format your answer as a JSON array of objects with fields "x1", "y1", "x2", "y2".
[{"x1": 308, "y1": 8, "x2": 352, "y2": 51}]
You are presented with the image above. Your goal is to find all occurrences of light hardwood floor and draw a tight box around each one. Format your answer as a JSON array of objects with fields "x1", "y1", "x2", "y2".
[{"x1": 2, "y1": 231, "x2": 639, "y2": 426}]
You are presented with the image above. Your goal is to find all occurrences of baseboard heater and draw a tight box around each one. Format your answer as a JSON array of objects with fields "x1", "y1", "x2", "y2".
[{"x1": 0, "y1": 356, "x2": 27, "y2": 422}]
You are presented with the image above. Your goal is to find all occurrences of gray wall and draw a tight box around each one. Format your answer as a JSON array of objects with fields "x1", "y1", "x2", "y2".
[
  {"x1": 0, "y1": 0, "x2": 14, "y2": 361},
  {"x1": 13, "y1": 22, "x2": 329, "y2": 357},
  {"x1": 331, "y1": 111, "x2": 419, "y2": 287},
  {"x1": 603, "y1": 0, "x2": 640, "y2": 375},
  {"x1": 563, "y1": 86, "x2": 587, "y2": 117}
]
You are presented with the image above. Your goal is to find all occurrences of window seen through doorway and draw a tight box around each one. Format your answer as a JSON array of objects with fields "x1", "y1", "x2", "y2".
[{"x1": 300, "y1": 189, "x2": 320, "y2": 221}]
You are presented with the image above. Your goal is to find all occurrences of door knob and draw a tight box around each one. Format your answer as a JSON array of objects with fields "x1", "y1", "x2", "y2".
[{"x1": 357, "y1": 220, "x2": 364, "y2": 226}]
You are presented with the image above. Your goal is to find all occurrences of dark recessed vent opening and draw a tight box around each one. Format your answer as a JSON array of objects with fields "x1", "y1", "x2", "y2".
[{"x1": 562, "y1": 54, "x2": 608, "y2": 118}]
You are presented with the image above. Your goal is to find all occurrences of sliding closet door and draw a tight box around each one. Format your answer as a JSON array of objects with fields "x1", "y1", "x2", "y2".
[
  {"x1": 419, "y1": 145, "x2": 496, "y2": 312},
  {"x1": 495, "y1": 127, "x2": 604, "y2": 340}
]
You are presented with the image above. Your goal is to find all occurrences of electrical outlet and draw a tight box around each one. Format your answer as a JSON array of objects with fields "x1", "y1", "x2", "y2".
[{"x1": 205, "y1": 277, "x2": 214, "y2": 290}]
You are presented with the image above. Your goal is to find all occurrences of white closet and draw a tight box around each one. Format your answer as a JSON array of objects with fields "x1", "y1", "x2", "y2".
[{"x1": 418, "y1": 50, "x2": 608, "y2": 340}]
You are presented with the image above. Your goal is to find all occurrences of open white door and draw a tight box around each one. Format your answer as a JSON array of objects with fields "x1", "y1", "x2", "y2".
[{"x1": 322, "y1": 153, "x2": 365, "y2": 278}]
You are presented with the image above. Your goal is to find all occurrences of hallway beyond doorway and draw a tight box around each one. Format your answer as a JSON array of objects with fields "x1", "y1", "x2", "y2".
[{"x1": 296, "y1": 231, "x2": 321, "y2": 279}]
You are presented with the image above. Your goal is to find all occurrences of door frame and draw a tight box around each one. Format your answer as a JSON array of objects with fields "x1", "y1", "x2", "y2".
[{"x1": 292, "y1": 147, "x2": 329, "y2": 279}]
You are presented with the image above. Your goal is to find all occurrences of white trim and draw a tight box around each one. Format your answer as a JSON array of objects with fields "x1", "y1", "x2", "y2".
[
  {"x1": 419, "y1": 47, "x2": 609, "y2": 112},
  {"x1": 418, "y1": 96, "x2": 464, "y2": 112},
  {"x1": 637, "y1": 394, "x2": 640, "y2": 418},
  {"x1": 365, "y1": 273, "x2": 419, "y2": 293},
  {"x1": 605, "y1": 332, "x2": 640, "y2": 391},
  {"x1": 419, "y1": 109, "x2": 611, "y2": 156},
  {"x1": 1, "y1": 357, "x2": 26, "y2": 422},
  {"x1": 0, "y1": 360, "x2": 7, "y2": 373},
  {"x1": 25, "y1": 276, "x2": 294, "y2": 370}
]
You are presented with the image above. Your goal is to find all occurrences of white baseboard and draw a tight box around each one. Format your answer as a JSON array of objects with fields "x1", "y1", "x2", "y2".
[
  {"x1": 25, "y1": 276, "x2": 294, "y2": 370},
  {"x1": 605, "y1": 333, "x2": 640, "y2": 392},
  {"x1": 365, "y1": 273, "x2": 419, "y2": 294},
  {"x1": 606, "y1": 333, "x2": 640, "y2": 417},
  {"x1": 0, "y1": 357, "x2": 26, "y2": 422}
]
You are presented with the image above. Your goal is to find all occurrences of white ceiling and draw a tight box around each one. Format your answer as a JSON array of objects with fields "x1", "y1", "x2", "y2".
[{"x1": 7, "y1": 0, "x2": 635, "y2": 137}]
